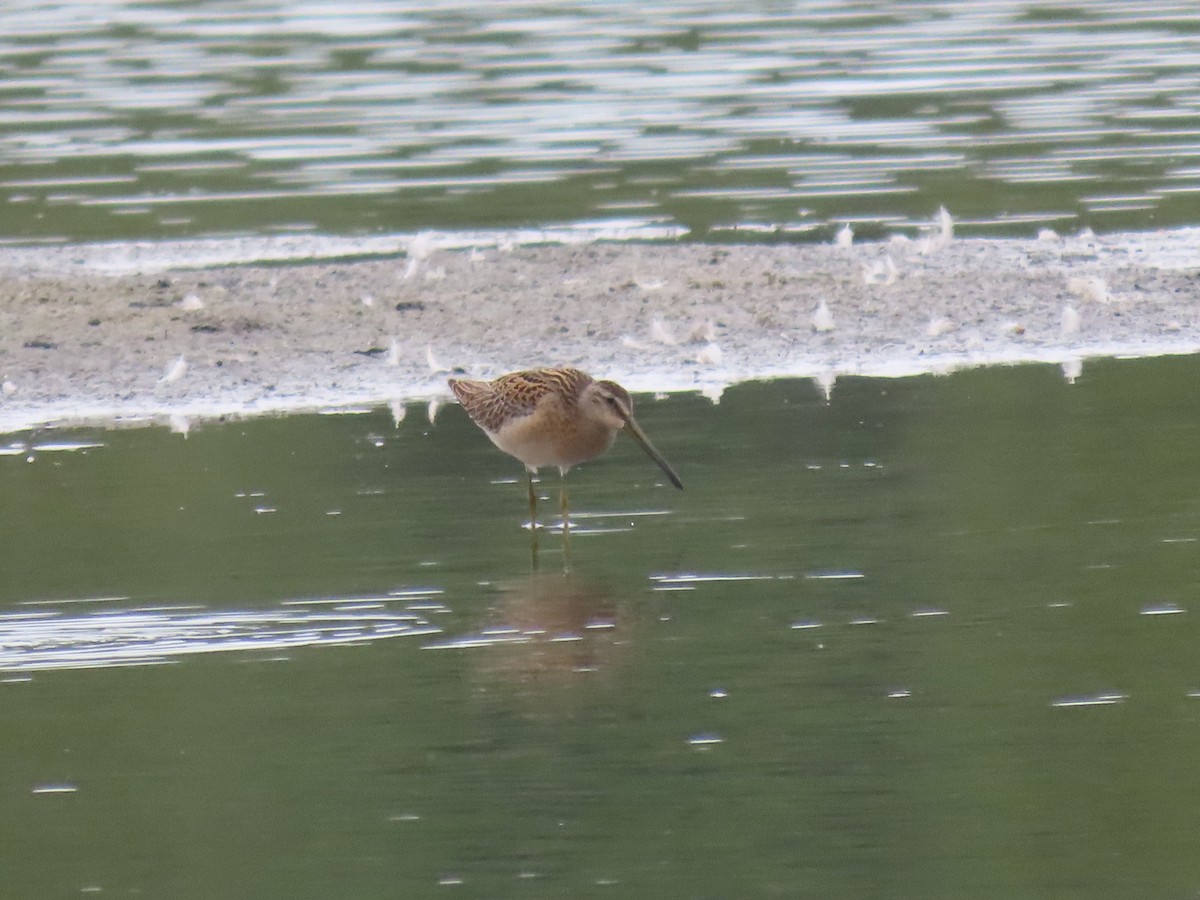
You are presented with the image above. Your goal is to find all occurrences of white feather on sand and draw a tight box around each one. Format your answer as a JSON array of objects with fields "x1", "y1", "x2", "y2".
[
  {"x1": 650, "y1": 318, "x2": 678, "y2": 345},
  {"x1": 159, "y1": 356, "x2": 187, "y2": 384},
  {"x1": 426, "y1": 344, "x2": 449, "y2": 373},
  {"x1": 695, "y1": 343, "x2": 723, "y2": 365},
  {"x1": 1061, "y1": 305, "x2": 1082, "y2": 335},
  {"x1": 812, "y1": 299, "x2": 835, "y2": 333},
  {"x1": 919, "y1": 206, "x2": 954, "y2": 254},
  {"x1": 1067, "y1": 276, "x2": 1111, "y2": 304},
  {"x1": 403, "y1": 232, "x2": 435, "y2": 279},
  {"x1": 862, "y1": 254, "x2": 898, "y2": 286},
  {"x1": 926, "y1": 317, "x2": 955, "y2": 337}
]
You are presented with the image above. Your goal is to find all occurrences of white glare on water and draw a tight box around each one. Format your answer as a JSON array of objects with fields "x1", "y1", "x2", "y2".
[{"x1": 0, "y1": 598, "x2": 441, "y2": 672}]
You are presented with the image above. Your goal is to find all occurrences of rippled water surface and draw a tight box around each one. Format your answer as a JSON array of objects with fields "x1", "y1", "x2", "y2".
[
  {"x1": 5, "y1": 357, "x2": 1200, "y2": 896},
  {"x1": 3, "y1": 1, "x2": 1200, "y2": 243}
]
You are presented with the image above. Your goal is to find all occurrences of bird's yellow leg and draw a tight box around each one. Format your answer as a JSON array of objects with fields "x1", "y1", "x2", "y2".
[
  {"x1": 560, "y1": 474, "x2": 571, "y2": 574},
  {"x1": 527, "y1": 469, "x2": 539, "y2": 572}
]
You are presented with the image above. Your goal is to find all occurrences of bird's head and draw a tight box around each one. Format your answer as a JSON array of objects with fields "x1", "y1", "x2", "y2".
[
  {"x1": 584, "y1": 379, "x2": 634, "y2": 431},
  {"x1": 583, "y1": 379, "x2": 682, "y2": 490}
]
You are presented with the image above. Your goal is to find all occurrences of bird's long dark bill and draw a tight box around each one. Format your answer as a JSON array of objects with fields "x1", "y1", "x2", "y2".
[{"x1": 621, "y1": 413, "x2": 684, "y2": 490}]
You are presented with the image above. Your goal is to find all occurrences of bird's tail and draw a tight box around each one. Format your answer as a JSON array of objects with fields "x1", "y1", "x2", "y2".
[{"x1": 448, "y1": 377, "x2": 489, "y2": 407}]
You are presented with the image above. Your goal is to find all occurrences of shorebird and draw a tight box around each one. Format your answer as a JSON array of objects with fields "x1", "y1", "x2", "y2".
[{"x1": 449, "y1": 367, "x2": 682, "y2": 563}]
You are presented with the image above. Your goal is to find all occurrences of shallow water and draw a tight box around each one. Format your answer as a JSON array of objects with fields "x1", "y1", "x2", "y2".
[
  {"x1": 3, "y1": 1, "x2": 1200, "y2": 244},
  {"x1": 4, "y1": 356, "x2": 1200, "y2": 896}
]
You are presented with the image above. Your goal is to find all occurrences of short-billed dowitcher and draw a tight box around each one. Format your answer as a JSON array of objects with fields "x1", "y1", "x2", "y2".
[{"x1": 449, "y1": 367, "x2": 682, "y2": 560}]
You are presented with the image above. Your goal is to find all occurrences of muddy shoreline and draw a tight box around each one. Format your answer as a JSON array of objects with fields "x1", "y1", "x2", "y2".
[{"x1": 0, "y1": 229, "x2": 1197, "y2": 433}]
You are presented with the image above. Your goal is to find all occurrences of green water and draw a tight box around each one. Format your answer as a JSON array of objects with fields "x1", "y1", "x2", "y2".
[
  {"x1": 4, "y1": 1, "x2": 1200, "y2": 243},
  {"x1": 5, "y1": 356, "x2": 1200, "y2": 897}
]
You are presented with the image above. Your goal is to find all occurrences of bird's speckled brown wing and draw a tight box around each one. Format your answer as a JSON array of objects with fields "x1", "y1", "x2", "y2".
[{"x1": 450, "y1": 367, "x2": 592, "y2": 434}]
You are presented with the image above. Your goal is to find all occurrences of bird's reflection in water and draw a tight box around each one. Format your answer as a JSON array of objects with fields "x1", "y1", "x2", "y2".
[{"x1": 452, "y1": 574, "x2": 629, "y2": 716}]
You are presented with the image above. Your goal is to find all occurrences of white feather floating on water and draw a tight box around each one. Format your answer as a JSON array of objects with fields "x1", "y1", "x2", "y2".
[
  {"x1": 812, "y1": 299, "x2": 836, "y2": 333},
  {"x1": 834, "y1": 224, "x2": 854, "y2": 248},
  {"x1": 814, "y1": 372, "x2": 836, "y2": 403}
]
